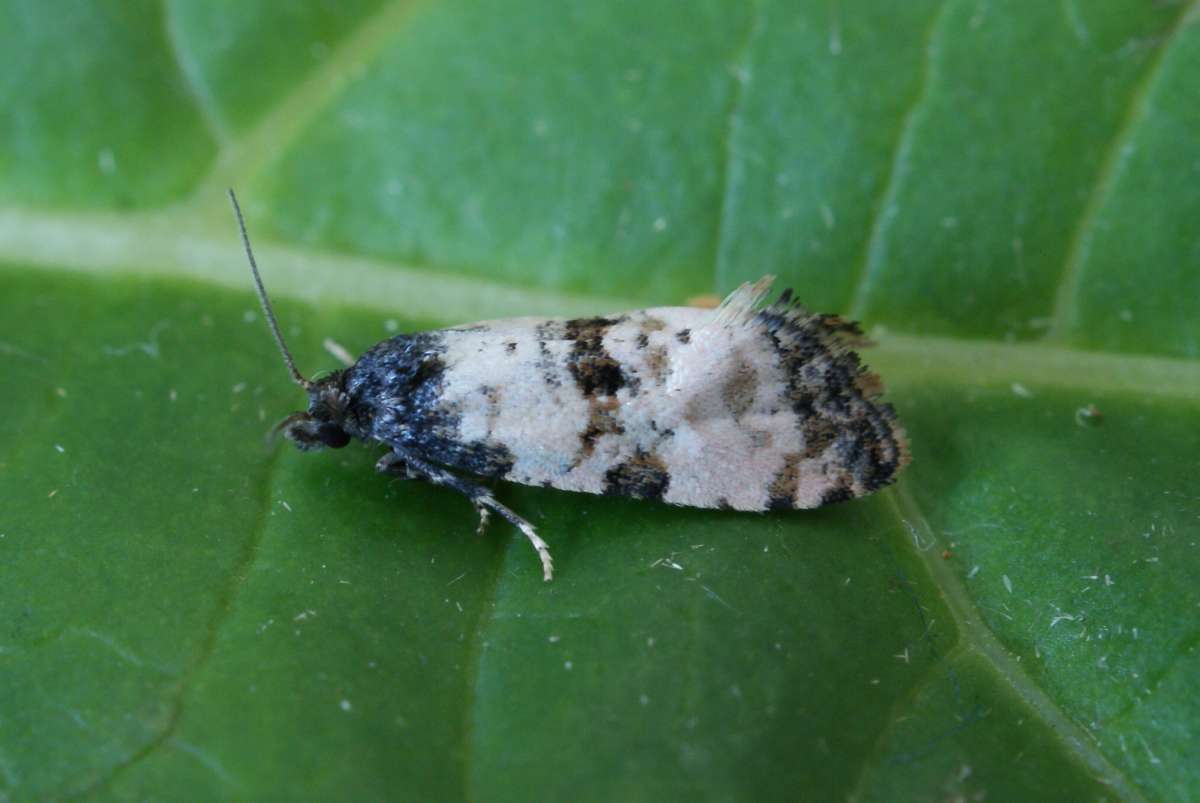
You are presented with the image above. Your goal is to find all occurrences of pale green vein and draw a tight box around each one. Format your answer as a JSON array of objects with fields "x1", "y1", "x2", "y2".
[
  {"x1": 886, "y1": 483, "x2": 1150, "y2": 803},
  {"x1": 63, "y1": 449, "x2": 283, "y2": 800},
  {"x1": 868, "y1": 332, "x2": 1200, "y2": 401},
  {"x1": 844, "y1": 642, "x2": 970, "y2": 801},
  {"x1": 710, "y1": 0, "x2": 763, "y2": 292},
  {"x1": 462, "y1": 541, "x2": 511, "y2": 803},
  {"x1": 182, "y1": 0, "x2": 423, "y2": 221},
  {"x1": 4, "y1": 206, "x2": 1199, "y2": 401},
  {"x1": 846, "y1": 0, "x2": 950, "y2": 320},
  {"x1": 161, "y1": 0, "x2": 232, "y2": 148},
  {"x1": 1046, "y1": 0, "x2": 1200, "y2": 342},
  {"x1": 0, "y1": 207, "x2": 633, "y2": 325}
]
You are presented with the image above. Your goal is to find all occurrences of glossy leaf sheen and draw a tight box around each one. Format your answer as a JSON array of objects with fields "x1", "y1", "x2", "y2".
[{"x1": 1, "y1": 1, "x2": 1198, "y2": 801}]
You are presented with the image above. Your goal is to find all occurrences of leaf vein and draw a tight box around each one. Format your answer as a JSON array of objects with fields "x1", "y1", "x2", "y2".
[
  {"x1": 846, "y1": 0, "x2": 951, "y2": 320},
  {"x1": 886, "y1": 482, "x2": 1150, "y2": 802},
  {"x1": 160, "y1": 0, "x2": 232, "y2": 148},
  {"x1": 63, "y1": 449, "x2": 284, "y2": 798},
  {"x1": 711, "y1": 0, "x2": 763, "y2": 293},
  {"x1": 186, "y1": 0, "x2": 422, "y2": 212},
  {"x1": 1046, "y1": 0, "x2": 1200, "y2": 341}
]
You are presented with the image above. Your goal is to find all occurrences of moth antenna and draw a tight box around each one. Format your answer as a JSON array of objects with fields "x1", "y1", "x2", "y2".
[{"x1": 228, "y1": 188, "x2": 312, "y2": 391}]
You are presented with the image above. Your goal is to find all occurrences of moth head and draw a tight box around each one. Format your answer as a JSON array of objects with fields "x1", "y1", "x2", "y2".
[
  {"x1": 275, "y1": 375, "x2": 353, "y2": 451},
  {"x1": 229, "y1": 188, "x2": 354, "y2": 453}
]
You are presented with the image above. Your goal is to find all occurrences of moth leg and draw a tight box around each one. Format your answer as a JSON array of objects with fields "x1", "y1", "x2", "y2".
[
  {"x1": 375, "y1": 452, "x2": 422, "y2": 480},
  {"x1": 380, "y1": 449, "x2": 554, "y2": 582},
  {"x1": 378, "y1": 451, "x2": 484, "y2": 526},
  {"x1": 474, "y1": 505, "x2": 491, "y2": 536}
]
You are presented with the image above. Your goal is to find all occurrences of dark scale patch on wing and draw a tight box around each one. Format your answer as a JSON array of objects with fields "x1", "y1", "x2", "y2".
[
  {"x1": 563, "y1": 316, "x2": 638, "y2": 458},
  {"x1": 447, "y1": 440, "x2": 516, "y2": 477},
  {"x1": 757, "y1": 296, "x2": 909, "y2": 498},
  {"x1": 504, "y1": 341, "x2": 517, "y2": 354},
  {"x1": 535, "y1": 321, "x2": 564, "y2": 388},
  {"x1": 604, "y1": 449, "x2": 670, "y2": 501},
  {"x1": 579, "y1": 397, "x2": 624, "y2": 458},
  {"x1": 643, "y1": 345, "x2": 670, "y2": 385},
  {"x1": 767, "y1": 454, "x2": 801, "y2": 511},
  {"x1": 347, "y1": 331, "x2": 516, "y2": 479},
  {"x1": 564, "y1": 316, "x2": 628, "y2": 396},
  {"x1": 720, "y1": 361, "x2": 758, "y2": 420},
  {"x1": 820, "y1": 484, "x2": 856, "y2": 506},
  {"x1": 675, "y1": 328, "x2": 691, "y2": 344},
  {"x1": 635, "y1": 332, "x2": 650, "y2": 349}
]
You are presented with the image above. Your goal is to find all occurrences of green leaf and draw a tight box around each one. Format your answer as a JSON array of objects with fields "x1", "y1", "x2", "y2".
[{"x1": 2, "y1": 1, "x2": 1198, "y2": 801}]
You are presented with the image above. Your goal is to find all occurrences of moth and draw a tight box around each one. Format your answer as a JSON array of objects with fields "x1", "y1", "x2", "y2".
[{"x1": 230, "y1": 191, "x2": 909, "y2": 581}]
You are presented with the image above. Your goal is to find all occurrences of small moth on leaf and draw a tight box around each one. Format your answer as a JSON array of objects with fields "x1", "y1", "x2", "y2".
[{"x1": 230, "y1": 191, "x2": 909, "y2": 581}]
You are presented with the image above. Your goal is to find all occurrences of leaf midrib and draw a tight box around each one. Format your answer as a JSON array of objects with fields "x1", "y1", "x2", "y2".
[{"x1": 2, "y1": 205, "x2": 1197, "y2": 404}]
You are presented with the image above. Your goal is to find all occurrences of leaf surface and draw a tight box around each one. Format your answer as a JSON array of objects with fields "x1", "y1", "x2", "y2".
[{"x1": 2, "y1": 1, "x2": 1198, "y2": 800}]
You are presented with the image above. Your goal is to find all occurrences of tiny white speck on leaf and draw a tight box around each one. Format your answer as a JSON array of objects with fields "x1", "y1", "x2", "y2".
[
  {"x1": 169, "y1": 389, "x2": 178, "y2": 402},
  {"x1": 232, "y1": 382, "x2": 247, "y2": 394},
  {"x1": 548, "y1": 635, "x2": 560, "y2": 643},
  {"x1": 280, "y1": 500, "x2": 292, "y2": 512},
  {"x1": 1011, "y1": 383, "x2": 1033, "y2": 398},
  {"x1": 54, "y1": 444, "x2": 65, "y2": 453},
  {"x1": 384, "y1": 319, "x2": 399, "y2": 333},
  {"x1": 639, "y1": 694, "x2": 650, "y2": 706},
  {"x1": 653, "y1": 217, "x2": 668, "y2": 232},
  {"x1": 564, "y1": 661, "x2": 573, "y2": 670},
  {"x1": 97, "y1": 148, "x2": 117, "y2": 175},
  {"x1": 967, "y1": 565, "x2": 981, "y2": 579},
  {"x1": 1050, "y1": 613, "x2": 1076, "y2": 628},
  {"x1": 1003, "y1": 574, "x2": 1014, "y2": 593},
  {"x1": 242, "y1": 310, "x2": 257, "y2": 324},
  {"x1": 339, "y1": 699, "x2": 352, "y2": 712}
]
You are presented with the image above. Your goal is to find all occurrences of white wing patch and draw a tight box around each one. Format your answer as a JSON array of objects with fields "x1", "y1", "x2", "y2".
[{"x1": 426, "y1": 278, "x2": 907, "y2": 512}]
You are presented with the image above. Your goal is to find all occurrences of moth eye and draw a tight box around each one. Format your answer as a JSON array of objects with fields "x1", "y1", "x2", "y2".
[{"x1": 317, "y1": 423, "x2": 351, "y2": 449}]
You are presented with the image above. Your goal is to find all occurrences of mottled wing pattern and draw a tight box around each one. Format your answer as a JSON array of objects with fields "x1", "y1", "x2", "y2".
[{"x1": 422, "y1": 277, "x2": 908, "y2": 510}]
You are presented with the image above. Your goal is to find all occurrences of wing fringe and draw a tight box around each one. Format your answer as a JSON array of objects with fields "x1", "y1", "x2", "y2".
[{"x1": 713, "y1": 275, "x2": 911, "y2": 474}]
